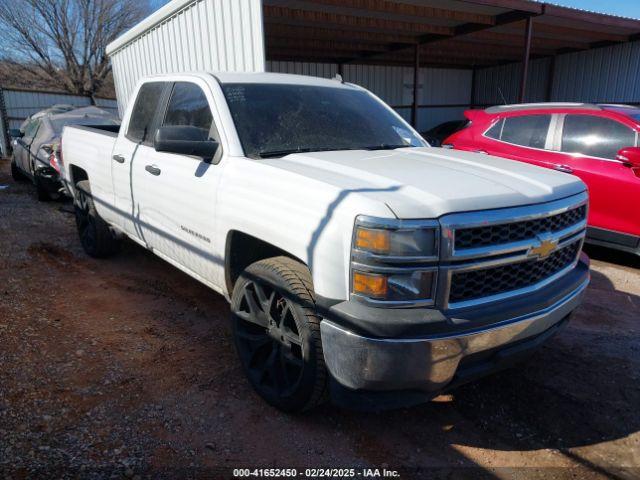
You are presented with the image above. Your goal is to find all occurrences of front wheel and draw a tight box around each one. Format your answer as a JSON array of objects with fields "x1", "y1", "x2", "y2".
[
  {"x1": 230, "y1": 257, "x2": 327, "y2": 412},
  {"x1": 74, "y1": 180, "x2": 120, "y2": 258}
]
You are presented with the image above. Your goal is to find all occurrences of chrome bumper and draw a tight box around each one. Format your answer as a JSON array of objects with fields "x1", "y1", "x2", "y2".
[{"x1": 321, "y1": 278, "x2": 588, "y2": 392}]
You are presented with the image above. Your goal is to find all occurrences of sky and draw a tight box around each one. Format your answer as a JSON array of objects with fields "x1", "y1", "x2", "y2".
[
  {"x1": 149, "y1": 0, "x2": 169, "y2": 11},
  {"x1": 547, "y1": 0, "x2": 640, "y2": 19},
  {"x1": 149, "y1": 1, "x2": 640, "y2": 19}
]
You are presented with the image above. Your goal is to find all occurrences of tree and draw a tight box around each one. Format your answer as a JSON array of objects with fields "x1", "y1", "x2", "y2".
[{"x1": 0, "y1": 0, "x2": 152, "y2": 101}]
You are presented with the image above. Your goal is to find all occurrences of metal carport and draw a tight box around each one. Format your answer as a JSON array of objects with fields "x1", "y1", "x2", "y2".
[
  {"x1": 261, "y1": 0, "x2": 640, "y2": 130},
  {"x1": 105, "y1": 0, "x2": 640, "y2": 132}
]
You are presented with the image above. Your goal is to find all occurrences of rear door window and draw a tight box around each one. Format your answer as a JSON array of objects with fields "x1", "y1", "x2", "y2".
[
  {"x1": 127, "y1": 82, "x2": 166, "y2": 144},
  {"x1": 561, "y1": 115, "x2": 636, "y2": 160},
  {"x1": 486, "y1": 115, "x2": 551, "y2": 149}
]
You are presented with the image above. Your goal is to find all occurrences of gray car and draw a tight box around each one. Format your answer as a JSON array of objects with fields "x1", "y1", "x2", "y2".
[{"x1": 10, "y1": 106, "x2": 119, "y2": 200}]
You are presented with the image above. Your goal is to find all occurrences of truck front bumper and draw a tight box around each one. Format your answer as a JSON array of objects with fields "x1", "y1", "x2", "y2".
[{"x1": 320, "y1": 261, "x2": 588, "y2": 394}]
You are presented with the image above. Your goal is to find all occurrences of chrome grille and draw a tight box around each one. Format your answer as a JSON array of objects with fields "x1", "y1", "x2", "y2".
[
  {"x1": 449, "y1": 240, "x2": 581, "y2": 303},
  {"x1": 438, "y1": 192, "x2": 588, "y2": 309},
  {"x1": 455, "y1": 205, "x2": 586, "y2": 250}
]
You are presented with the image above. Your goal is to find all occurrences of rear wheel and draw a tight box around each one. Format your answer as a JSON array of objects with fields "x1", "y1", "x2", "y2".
[
  {"x1": 34, "y1": 172, "x2": 51, "y2": 201},
  {"x1": 10, "y1": 158, "x2": 26, "y2": 182},
  {"x1": 230, "y1": 257, "x2": 327, "y2": 412},
  {"x1": 74, "y1": 180, "x2": 120, "y2": 258}
]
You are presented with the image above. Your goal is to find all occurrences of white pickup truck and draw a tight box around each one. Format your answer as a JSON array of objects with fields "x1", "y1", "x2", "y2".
[{"x1": 61, "y1": 72, "x2": 590, "y2": 411}]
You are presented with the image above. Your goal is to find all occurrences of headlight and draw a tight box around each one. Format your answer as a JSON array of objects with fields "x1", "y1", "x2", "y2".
[
  {"x1": 354, "y1": 225, "x2": 438, "y2": 257},
  {"x1": 351, "y1": 216, "x2": 439, "y2": 306}
]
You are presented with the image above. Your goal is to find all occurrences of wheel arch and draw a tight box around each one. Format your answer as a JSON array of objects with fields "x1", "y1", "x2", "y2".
[
  {"x1": 224, "y1": 230, "x2": 308, "y2": 296},
  {"x1": 69, "y1": 164, "x2": 88, "y2": 187},
  {"x1": 68, "y1": 164, "x2": 89, "y2": 199}
]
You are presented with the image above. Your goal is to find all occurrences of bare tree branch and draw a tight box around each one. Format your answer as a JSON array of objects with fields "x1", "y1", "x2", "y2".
[{"x1": 0, "y1": 0, "x2": 151, "y2": 99}]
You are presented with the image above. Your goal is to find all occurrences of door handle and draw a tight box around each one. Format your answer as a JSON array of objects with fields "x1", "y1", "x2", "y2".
[
  {"x1": 112, "y1": 154, "x2": 125, "y2": 163},
  {"x1": 474, "y1": 149, "x2": 488, "y2": 154},
  {"x1": 145, "y1": 164, "x2": 161, "y2": 176},
  {"x1": 553, "y1": 164, "x2": 574, "y2": 174}
]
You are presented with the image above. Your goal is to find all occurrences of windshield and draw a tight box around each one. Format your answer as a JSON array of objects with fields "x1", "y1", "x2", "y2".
[{"x1": 222, "y1": 83, "x2": 427, "y2": 158}]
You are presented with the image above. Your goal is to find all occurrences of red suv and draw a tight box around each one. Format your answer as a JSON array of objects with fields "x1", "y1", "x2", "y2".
[{"x1": 444, "y1": 103, "x2": 640, "y2": 256}]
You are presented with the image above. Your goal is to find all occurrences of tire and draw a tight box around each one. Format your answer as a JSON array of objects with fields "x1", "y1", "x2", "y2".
[
  {"x1": 10, "y1": 158, "x2": 26, "y2": 182},
  {"x1": 74, "y1": 180, "x2": 120, "y2": 258},
  {"x1": 230, "y1": 256, "x2": 327, "y2": 412},
  {"x1": 34, "y1": 172, "x2": 51, "y2": 202}
]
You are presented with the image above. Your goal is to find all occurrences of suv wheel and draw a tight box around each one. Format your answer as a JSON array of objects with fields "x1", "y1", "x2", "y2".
[
  {"x1": 10, "y1": 158, "x2": 26, "y2": 182},
  {"x1": 74, "y1": 180, "x2": 120, "y2": 258},
  {"x1": 34, "y1": 172, "x2": 51, "y2": 201},
  {"x1": 230, "y1": 257, "x2": 327, "y2": 412}
]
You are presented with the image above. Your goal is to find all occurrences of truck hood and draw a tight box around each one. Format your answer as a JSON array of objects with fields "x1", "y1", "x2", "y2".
[{"x1": 263, "y1": 147, "x2": 586, "y2": 219}]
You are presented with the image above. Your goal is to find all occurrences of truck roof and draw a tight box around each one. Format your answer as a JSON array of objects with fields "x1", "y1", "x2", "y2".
[
  {"x1": 140, "y1": 71, "x2": 358, "y2": 89},
  {"x1": 213, "y1": 72, "x2": 355, "y2": 88}
]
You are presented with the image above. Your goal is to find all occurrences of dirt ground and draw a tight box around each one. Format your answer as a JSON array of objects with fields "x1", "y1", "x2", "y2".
[{"x1": 0, "y1": 157, "x2": 639, "y2": 479}]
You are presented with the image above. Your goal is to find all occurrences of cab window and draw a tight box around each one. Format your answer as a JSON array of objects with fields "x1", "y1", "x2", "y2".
[
  {"x1": 561, "y1": 115, "x2": 636, "y2": 160},
  {"x1": 162, "y1": 82, "x2": 213, "y2": 135},
  {"x1": 485, "y1": 115, "x2": 551, "y2": 149},
  {"x1": 127, "y1": 82, "x2": 165, "y2": 144}
]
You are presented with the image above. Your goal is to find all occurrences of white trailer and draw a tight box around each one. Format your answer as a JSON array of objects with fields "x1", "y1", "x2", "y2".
[{"x1": 106, "y1": 0, "x2": 265, "y2": 115}]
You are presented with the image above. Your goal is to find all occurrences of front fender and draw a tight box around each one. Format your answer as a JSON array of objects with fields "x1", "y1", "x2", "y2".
[{"x1": 215, "y1": 158, "x2": 394, "y2": 300}]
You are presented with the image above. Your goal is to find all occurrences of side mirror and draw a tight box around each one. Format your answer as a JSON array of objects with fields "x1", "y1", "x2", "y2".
[
  {"x1": 8, "y1": 128, "x2": 23, "y2": 138},
  {"x1": 153, "y1": 126, "x2": 219, "y2": 161},
  {"x1": 616, "y1": 146, "x2": 640, "y2": 168}
]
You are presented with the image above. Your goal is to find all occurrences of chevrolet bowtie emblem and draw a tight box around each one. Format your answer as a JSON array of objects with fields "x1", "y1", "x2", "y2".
[{"x1": 529, "y1": 236, "x2": 558, "y2": 259}]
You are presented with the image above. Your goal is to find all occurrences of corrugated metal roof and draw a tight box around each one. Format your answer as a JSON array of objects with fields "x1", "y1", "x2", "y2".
[{"x1": 262, "y1": 0, "x2": 640, "y2": 68}]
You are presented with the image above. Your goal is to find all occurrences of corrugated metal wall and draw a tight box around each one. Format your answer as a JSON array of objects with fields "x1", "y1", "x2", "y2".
[
  {"x1": 267, "y1": 61, "x2": 472, "y2": 132},
  {"x1": 475, "y1": 40, "x2": 640, "y2": 105},
  {"x1": 474, "y1": 57, "x2": 551, "y2": 105},
  {"x1": 108, "y1": 0, "x2": 265, "y2": 115},
  {"x1": 552, "y1": 41, "x2": 640, "y2": 102},
  {"x1": 0, "y1": 88, "x2": 118, "y2": 156},
  {"x1": 2, "y1": 90, "x2": 118, "y2": 129}
]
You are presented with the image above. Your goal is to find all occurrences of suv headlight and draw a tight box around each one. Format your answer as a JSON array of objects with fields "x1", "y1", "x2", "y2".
[{"x1": 350, "y1": 216, "x2": 439, "y2": 306}]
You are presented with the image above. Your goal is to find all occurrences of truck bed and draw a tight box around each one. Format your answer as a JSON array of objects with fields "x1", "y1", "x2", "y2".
[
  {"x1": 61, "y1": 124, "x2": 120, "y2": 206},
  {"x1": 67, "y1": 124, "x2": 121, "y2": 137}
]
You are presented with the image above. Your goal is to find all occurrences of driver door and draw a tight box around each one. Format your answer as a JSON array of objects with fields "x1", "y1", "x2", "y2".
[{"x1": 134, "y1": 80, "x2": 225, "y2": 288}]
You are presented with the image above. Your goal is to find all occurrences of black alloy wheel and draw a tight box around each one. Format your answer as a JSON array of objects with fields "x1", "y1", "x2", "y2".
[
  {"x1": 231, "y1": 257, "x2": 327, "y2": 412},
  {"x1": 74, "y1": 180, "x2": 119, "y2": 258},
  {"x1": 75, "y1": 185, "x2": 97, "y2": 252}
]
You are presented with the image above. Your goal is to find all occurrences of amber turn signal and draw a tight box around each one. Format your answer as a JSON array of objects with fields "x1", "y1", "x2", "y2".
[
  {"x1": 352, "y1": 271, "x2": 388, "y2": 298},
  {"x1": 355, "y1": 227, "x2": 390, "y2": 254}
]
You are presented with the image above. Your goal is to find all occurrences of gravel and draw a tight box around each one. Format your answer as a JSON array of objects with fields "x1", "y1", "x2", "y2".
[{"x1": 1, "y1": 158, "x2": 639, "y2": 479}]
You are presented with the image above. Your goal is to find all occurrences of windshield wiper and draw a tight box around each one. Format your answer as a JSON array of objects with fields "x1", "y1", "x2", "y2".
[
  {"x1": 253, "y1": 146, "x2": 363, "y2": 158},
  {"x1": 252, "y1": 144, "x2": 412, "y2": 158},
  {"x1": 362, "y1": 144, "x2": 411, "y2": 151}
]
